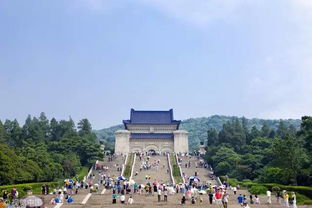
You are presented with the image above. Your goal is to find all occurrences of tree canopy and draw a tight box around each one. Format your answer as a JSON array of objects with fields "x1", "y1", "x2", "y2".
[
  {"x1": 0, "y1": 113, "x2": 103, "y2": 185},
  {"x1": 204, "y1": 118, "x2": 312, "y2": 186}
]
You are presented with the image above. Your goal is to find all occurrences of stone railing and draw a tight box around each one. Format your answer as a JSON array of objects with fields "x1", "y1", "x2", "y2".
[
  {"x1": 175, "y1": 153, "x2": 186, "y2": 184},
  {"x1": 121, "y1": 154, "x2": 128, "y2": 176},
  {"x1": 167, "y1": 153, "x2": 175, "y2": 185},
  {"x1": 129, "y1": 153, "x2": 137, "y2": 180},
  {"x1": 217, "y1": 176, "x2": 222, "y2": 186},
  {"x1": 83, "y1": 160, "x2": 97, "y2": 182}
]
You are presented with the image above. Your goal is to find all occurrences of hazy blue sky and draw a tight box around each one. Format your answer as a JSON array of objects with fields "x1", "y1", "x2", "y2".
[{"x1": 1, "y1": 0, "x2": 311, "y2": 129}]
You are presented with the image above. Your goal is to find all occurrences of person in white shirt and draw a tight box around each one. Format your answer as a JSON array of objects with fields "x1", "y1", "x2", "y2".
[
  {"x1": 233, "y1": 186, "x2": 237, "y2": 195},
  {"x1": 267, "y1": 190, "x2": 272, "y2": 204},
  {"x1": 120, "y1": 194, "x2": 126, "y2": 204},
  {"x1": 128, "y1": 196, "x2": 134, "y2": 204},
  {"x1": 157, "y1": 189, "x2": 162, "y2": 202}
]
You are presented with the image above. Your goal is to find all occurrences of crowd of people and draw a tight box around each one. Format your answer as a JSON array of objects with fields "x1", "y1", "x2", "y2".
[{"x1": 0, "y1": 153, "x2": 302, "y2": 208}]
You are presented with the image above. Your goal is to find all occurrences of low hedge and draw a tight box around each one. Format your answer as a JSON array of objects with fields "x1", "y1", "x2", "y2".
[
  {"x1": 0, "y1": 182, "x2": 63, "y2": 198},
  {"x1": 236, "y1": 181, "x2": 312, "y2": 205},
  {"x1": 170, "y1": 154, "x2": 183, "y2": 184},
  {"x1": 248, "y1": 185, "x2": 267, "y2": 195},
  {"x1": 263, "y1": 183, "x2": 312, "y2": 199},
  {"x1": 123, "y1": 153, "x2": 134, "y2": 178}
]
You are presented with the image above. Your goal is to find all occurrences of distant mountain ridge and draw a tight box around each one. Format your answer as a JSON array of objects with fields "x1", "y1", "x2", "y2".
[{"x1": 94, "y1": 115, "x2": 301, "y2": 151}]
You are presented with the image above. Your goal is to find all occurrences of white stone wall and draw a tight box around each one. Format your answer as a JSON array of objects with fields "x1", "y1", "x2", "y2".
[
  {"x1": 115, "y1": 125, "x2": 189, "y2": 154},
  {"x1": 126, "y1": 124, "x2": 178, "y2": 133},
  {"x1": 115, "y1": 130, "x2": 130, "y2": 155},
  {"x1": 173, "y1": 130, "x2": 189, "y2": 153},
  {"x1": 129, "y1": 138, "x2": 174, "y2": 153}
]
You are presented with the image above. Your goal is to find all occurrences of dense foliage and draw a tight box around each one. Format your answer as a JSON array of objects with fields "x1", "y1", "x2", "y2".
[
  {"x1": 204, "y1": 117, "x2": 312, "y2": 186},
  {"x1": 94, "y1": 115, "x2": 301, "y2": 151},
  {"x1": 0, "y1": 113, "x2": 103, "y2": 185}
]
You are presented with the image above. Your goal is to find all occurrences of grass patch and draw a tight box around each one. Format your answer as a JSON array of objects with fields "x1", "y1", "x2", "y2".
[
  {"x1": 123, "y1": 153, "x2": 134, "y2": 178},
  {"x1": 170, "y1": 153, "x2": 183, "y2": 184},
  {"x1": 75, "y1": 166, "x2": 89, "y2": 181}
]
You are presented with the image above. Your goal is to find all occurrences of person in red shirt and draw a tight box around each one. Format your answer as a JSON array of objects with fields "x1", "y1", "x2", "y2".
[{"x1": 214, "y1": 189, "x2": 223, "y2": 205}]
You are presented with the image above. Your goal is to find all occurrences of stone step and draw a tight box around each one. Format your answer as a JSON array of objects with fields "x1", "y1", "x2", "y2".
[{"x1": 132, "y1": 155, "x2": 172, "y2": 184}]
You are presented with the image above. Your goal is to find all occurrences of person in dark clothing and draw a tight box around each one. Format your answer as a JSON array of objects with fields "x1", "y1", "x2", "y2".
[
  {"x1": 42, "y1": 185, "x2": 45, "y2": 195},
  {"x1": 209, "y1": 192, "x2": 213, "y2": 204},
  {"x1": 181, "y1": 195, "x2": 186, "y2": 204}
]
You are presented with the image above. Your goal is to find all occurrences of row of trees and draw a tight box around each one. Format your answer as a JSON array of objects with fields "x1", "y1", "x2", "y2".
[
  {"x1": 205, "y1": 117, "x2": 312, "y2": 186},
  {"x1": 0, "y1": 113, "x2": 103, "y2": 185}
]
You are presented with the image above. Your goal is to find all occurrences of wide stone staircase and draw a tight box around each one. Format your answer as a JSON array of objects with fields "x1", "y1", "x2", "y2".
[
  {"x1": 43, "y1": 155, "x2": 126, "y2": 208},
  {"x1": 178, "y1": 155, "x2": 218, "y2": 186},
  {"x1": 41, "y1": 154, "x2": 311, "y2": 208},
  {"x1": 132, "y1": 154, "x2": 172, "y2": 185}
]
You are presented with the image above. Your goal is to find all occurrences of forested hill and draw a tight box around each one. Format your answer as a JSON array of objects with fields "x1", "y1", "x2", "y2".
[{"x1": 94, "y1": 115, "x2": 301, "y2": 151}]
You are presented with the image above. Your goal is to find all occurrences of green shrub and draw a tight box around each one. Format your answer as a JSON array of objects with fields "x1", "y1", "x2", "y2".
[
  {"x1": 295, "y1": 193, "x2": 311, "y2": 205},
  {"x1": 249, "y1": 185, "x2": 267, "y2": 195},
  {"x1": 219, "y1": 176, "x2": 227, "y2": 182},
  {"x1": 0, "y1": 182, "x2": 62, "y2": 198},
  {"x1": 303, "y1": 200, "x2": 312, "y2": 205},
  {"x1": 240, "y1": 181, "x2": 256, "y2": 189},
  {"x1": 263, "y1": 183, "x2": 312, "y2": 199},
  {"x1": 228, "y1": 178, "x2": 239, "y2": 187},
  {"x1": 272, "y1": 186, "x2": 280, "y2": 193}
]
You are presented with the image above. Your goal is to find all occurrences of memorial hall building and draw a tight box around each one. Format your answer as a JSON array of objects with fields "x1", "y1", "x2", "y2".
[{"x1": 115, "y1": 109, "x2": 189, "y2": 154}]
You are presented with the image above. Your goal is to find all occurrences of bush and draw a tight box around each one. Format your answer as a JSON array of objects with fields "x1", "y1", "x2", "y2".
[
  {"x1": 249, "y1": 185, "x2": 267, "y2": 195},
  {"x1": 0, "y1": 182, "x2": 62, "y2": 198},
  {"x1": 303, "y1": 200, "x2": 312, "y2": 205},
  {"x1": 228, "y1": 178, "x2": 239, "y2": 187},
  {"x1": 263, "y1": 183, "x2": 312, "y2": 199}
]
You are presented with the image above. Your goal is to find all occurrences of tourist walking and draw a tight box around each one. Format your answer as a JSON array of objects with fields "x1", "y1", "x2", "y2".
[
  {"x1": 291, "y1": 192, "x2": 297, "y2": 208},
  {"x1": 164, "y1": 188, "x2": 168, "y2": 202},
  {"x1": 157, "y1": 188, "x2": 162, "y2": 202},
  {"x1": 0, "y1": 198, "x2": 6, "y2": 208},
  {"x1": 222, "y1": 192, "x2": 229, "y2": 208},
  {"x1": 233, "y1": 186, "x2": 237, "y2": 195},
  {"x1": 255, "y1": 195, "x2": 260, "y2": 204},
  {"x1": 128, "y1": 195, "x2": 134, "y2": 204},
  {"x1": 181, "y1": 194, "x2": 186, "y2": 204},
  {"x1": 215, "y1": 189, "x2": 223, "y2": 206},
  {"x1": 237, "y1": 194, "x2": 244, "y2": 205},
  {"x1": 267, "y1": 190, "x2": 272, "y2": 204},
  {"x1": 120, "y1": 194, "x2": 126, "y2": 204},
  {"x1": 209, "y1": 192, "x2": 213, "y2": 204},
  {"x1": 284, "y1": 192, "x2": 289, "y2": 207}
]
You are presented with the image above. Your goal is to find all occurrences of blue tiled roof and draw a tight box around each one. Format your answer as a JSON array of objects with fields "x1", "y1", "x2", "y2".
[
  {"x1": 130, "y1": 133, "x2": 174, "y2": 139},
  {"x1": 123, "y1": 109, "x2": 181, "y2": 125}
]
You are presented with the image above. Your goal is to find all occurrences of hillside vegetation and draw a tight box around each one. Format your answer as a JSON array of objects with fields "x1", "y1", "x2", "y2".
[{"x1": 0, "y1": 113, "x2": 103, "y2": 185}]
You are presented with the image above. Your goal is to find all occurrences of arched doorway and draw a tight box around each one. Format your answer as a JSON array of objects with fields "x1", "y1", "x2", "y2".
[{"x1": 144, "y1": 145, "x2": 159, "y2": 154}]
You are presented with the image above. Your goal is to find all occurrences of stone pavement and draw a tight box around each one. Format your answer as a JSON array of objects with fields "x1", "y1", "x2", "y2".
[
  {"x1": 131, "y1": 154, "x2": 172, "y2": 185},
  {"x1": 42, "y1": 155, "x2": 126, "y2": 208}
]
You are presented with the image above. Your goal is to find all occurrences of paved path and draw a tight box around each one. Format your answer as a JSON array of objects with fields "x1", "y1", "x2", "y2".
[
  {"x1": 132, "y1": 154, "x2": 172, "y2": 185},
  {"x1": 42, "y1": 155, "x2": 126, "y2": 208}
]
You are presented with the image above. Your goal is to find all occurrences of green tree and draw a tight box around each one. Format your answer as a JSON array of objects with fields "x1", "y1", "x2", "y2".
[
  {"x1": 271, "y1": 135, "x2": 307, "y2": 184},
  {"x1": 78, "y1": 119, "x2": 92, "y2": 137},
  {"x1": 207, "y1": 128, "x2": 218, "y2": 146}
]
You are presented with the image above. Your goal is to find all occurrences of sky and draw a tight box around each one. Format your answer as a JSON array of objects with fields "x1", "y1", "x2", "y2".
[{"x1": 0, "y1": 0, "x2": 312, "y2": 129}]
